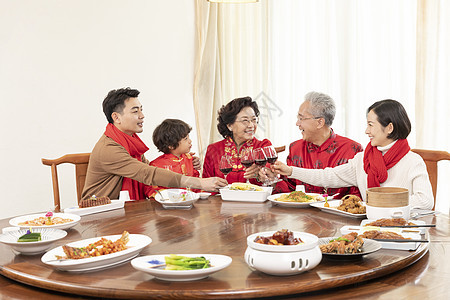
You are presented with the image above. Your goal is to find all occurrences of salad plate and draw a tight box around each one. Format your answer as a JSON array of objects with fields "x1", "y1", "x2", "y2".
[
  {"x1": 9, "y1": 213, "x2": 81, "y2": 230},
  {"x1": 41, "y1": 233, "x2": 152, "y2": 272},
  {"x1": 310, "y1": 200, "x2": 366, "y2": 218},
  {"x1": 268, "y1": 192, "x2": 325, "y2": 208},
  {"x1": 131, "y1": 254, "x2": 232, "y2": 281},
  {"x1": 0, "y1": 228, "x2": 67, "y2": 255}
]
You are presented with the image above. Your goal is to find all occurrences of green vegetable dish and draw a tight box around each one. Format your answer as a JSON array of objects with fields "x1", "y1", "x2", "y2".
[
  {"x1": 18, "y1": 232, "x2": 42, "y2": 242},
  {"x1": 164, "y1": 255, "x2": 211, "y2": 270}
]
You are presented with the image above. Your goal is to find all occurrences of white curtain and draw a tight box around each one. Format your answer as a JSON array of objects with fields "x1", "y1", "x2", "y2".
[{"x1": 194, "y1": 0, "x2": 450, "y2": 212}]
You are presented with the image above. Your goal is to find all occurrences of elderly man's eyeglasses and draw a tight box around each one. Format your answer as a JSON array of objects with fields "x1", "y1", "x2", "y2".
[
  {"x1": 235, "y1": 118, "x2": 259, "y2": 126},
  {"x1": 297, "y1": 116, "x2": 321, "y2": 122}
]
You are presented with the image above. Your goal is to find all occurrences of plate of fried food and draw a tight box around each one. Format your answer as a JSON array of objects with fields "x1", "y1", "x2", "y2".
[
  {"x1": 10, "y1": 212, "x2": 81, "y2": 230},
  {"x1": 41, "y1": 231, "x2": 152, "y2": 272},
  {"x1": 310, "y1": 195, "x2": 366, "y2": 218},
  {"x1": 361, "y1": 218, "x2": 429, "y2": 234},
  {"x1": 131, "y1": 254, "x2": 232, "y2": 281},
  {"x1": 318, "y1": 232, "x2": 381, "y2": 259},
  {"x1": 268, "y1": 191, "x2": 325, "y2": 208}
]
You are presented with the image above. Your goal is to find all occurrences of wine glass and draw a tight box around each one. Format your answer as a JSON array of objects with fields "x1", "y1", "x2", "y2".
[
  {"x1": 240, "y1": 148, "x2": 254, "y2": 183},
  {"x1": 263, "y1": 146, "x2": 279, "y2": 185},
  {"x1": 253, "y1": 148, "x2": 268, "y2": 186},
  {"x1": 219, "y1": 155, "x2": 233, "y2": 181}
]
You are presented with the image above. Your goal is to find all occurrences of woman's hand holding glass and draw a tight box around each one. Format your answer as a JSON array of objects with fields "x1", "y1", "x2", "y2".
[{"x1": 259, "y1": 161, "x2": 293, "y2": 185}]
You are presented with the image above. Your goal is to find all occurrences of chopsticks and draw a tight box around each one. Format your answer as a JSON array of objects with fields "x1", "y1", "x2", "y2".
[
  {"x1": 372, "y1": 239, "x2": 429, "y2": 243},
  {"x1": 375, "y1": 224, "x2": 436, "y2": 228}
]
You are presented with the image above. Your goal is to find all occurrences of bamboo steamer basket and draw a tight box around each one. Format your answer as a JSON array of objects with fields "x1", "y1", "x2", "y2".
[{"x1": 366, "y1": 187, "x2": 409, "y2": 208}]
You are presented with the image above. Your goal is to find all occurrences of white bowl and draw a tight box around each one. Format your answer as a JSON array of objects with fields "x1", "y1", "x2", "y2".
[
  {"x1": 366, "y1": 204, "x2": 410, "y2": 221},
  {"x1": 198, "y1": 192, "x2": 212, "y2": 200},
  {"x1": 0, "y1": 228, "x2": 67, "y2": 255},
  {"x1": 219, "y1": 186, "x2": 273, "y2": 202},
  {"x1": 244, "y1": 231, "x2": 322, "y2": 276}
]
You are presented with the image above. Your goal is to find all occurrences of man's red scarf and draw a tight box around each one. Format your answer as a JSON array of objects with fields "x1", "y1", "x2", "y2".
[
  {"x1": 363, "y1": 139, "x2": 410, "y2": 188},
  {"x1": 104, "y1": 123, "x2": 149, "y2": 200}
]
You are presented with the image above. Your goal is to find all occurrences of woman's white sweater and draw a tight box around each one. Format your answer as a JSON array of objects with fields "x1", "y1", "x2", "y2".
[{"x1": 290, "y1": 142, "x2": 434, "y2": 209}]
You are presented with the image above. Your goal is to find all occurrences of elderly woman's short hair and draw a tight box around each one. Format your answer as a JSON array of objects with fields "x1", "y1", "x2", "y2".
[{"x1": 217, "y1": 96, "x2": 260, "y2": 138}]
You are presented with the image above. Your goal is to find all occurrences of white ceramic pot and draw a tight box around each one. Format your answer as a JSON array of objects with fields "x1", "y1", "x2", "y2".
[
  {"x1": 244, "y1": 231, "x2": 322, "y2": 276},
  {"x1": 366, "y1": 204, "x2": 410, "y2": 220}
]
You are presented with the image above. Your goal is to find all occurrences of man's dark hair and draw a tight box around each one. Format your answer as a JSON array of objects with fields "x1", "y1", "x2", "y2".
[
  {"x1": 217, "y1": 96, "x2": 260, "y2": 138},
  {"x1": 367, "y1": 99, "x2": 411, "y2": 140},
  {"x1": 153, "y1": 119, "x2": 192, "y2": 154},
  {"x1": 102, "y1": 88, "x2": 140, "y2": 123}
]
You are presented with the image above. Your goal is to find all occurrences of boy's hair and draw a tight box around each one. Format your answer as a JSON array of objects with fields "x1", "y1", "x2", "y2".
[
  {"x1": 152, "y1": 119, "x2": 192, "y2": 154},
  {"x1": 102, "y1": 87, "x2": 140, "y2": 123}
]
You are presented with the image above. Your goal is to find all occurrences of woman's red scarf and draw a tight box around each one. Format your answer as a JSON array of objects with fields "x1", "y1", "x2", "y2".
[
  {"x1": 104, "y1": 123, "x2": 149, "y2": 200},
  {"x1": 363, "y1": 139, "x2": 410, "y2": 188}
]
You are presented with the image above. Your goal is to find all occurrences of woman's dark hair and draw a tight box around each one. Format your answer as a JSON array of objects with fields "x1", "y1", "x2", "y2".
[
  {"x1": 102, "y1": 87, "x2": 140, "y2": 123},
  {"x1": 217, "y1": 96, "x2": 260, "y2": 138},
  {"x1": 367, "y1": 99, "x2": 411, "y2": 140},
  {"x1": 153, "y1": 119, "x2": 192, "y2": 154}
]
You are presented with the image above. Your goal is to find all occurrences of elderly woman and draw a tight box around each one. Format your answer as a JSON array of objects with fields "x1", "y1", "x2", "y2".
[
  {"x1": 202, "y1": 96, "x2": 272, "y2": 184},
  {"x1": 263, "y1": 99, "x2": 433, "y2": 209}
]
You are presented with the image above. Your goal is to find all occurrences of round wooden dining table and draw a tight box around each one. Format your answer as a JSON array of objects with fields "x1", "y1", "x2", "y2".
[{"x1": 1, "y1": 196, "x2": 449, "y2": 299}]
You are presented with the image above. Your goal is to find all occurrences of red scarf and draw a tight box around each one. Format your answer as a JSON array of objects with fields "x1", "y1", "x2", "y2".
[
  {"x1": 104, "y1": 123, "x2": 149, "y2": 200},
  {"x1": 363, "y1": 139, "x2": 410, "y2": 188}
]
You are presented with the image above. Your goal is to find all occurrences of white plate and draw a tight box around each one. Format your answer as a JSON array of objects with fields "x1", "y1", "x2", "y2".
[
  {"x1": 340, "y1": 225, "x2": 423, "y2": 251},
  {"x1": 131, "y1": 254, "x2": 232, "y2": 281},
  {"x1": 63, "y1": 200, "x2": 125, "y2": 216},
  {"x1": 268, "y1": 193, "x2": 325, "y2": 208},
  {"x1": 318, "y1": 237, "x2": 381, "y2": 258},
  {"x1": 9, "y1": 213, "x2": 81, "y2": 230},
  {"x1": 41, "y1": 233, "x2": 152, "y2": 272},
  {"x1": 360, "y1": 219, "x2": 428, "y2": 234},
  {"x1": 154, "y1": 190, "x2": 199, "y2": 208},
  {"x1": 310, "y1": 200, "x2": 366, "y2": 218},
  {"x1": 0, "y1": 228, "x2": 67, "y2": 255},
  {"x1": 219, "y1": 185, "x2": 273, "y2": 202}
]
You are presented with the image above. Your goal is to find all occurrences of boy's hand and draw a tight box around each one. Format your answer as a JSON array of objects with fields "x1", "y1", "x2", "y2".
[{"x1": 190, "y1": 152, "x2": 201, "y2": 170}]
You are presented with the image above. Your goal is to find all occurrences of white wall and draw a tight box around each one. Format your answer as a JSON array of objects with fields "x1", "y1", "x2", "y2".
[{"x1": 0, "y1": 1, "x2": 197, "y2": 219}]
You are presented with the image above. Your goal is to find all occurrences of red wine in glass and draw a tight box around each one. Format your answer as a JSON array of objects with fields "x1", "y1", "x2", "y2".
[
  {"x1": 263, "y1": 146, "x2": 278, "y2": 164},
  {"x1": 219, "y1": 167, "x2": 232, "y2": 175},
  {"x1": 267, "y1": 156, "x2": 277, "y2": 164},
  {"x1": 253, "y1": 148, "x2": 267, "y2": 166},
  {"x1": 241, "y1": 160, "x2": 254, "y2": 168}
]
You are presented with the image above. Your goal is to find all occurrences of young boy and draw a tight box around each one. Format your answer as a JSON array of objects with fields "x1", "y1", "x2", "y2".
[{"x1": 145, "y1": 119, "x2": 200, "y2": 198}]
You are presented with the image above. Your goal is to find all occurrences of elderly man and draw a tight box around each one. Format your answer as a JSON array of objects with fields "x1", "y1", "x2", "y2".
[
  {"x1": 273, "y1": 91, "x2": 363, "y2": 198},
  {"x1": 82, "y1": 87, "x2": 227, "y2": 200}
]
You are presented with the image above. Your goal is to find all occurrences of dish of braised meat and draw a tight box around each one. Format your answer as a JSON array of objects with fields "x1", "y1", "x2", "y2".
[
  {"x1": 365, "y1": 218, "x2": 414, "y2": 227},
  {"x1": 254, "y1": 229, "x2": 303, "y2": 245},
  {"x1": 319, "y1": 232, "x2": 365, "y2": 254},
  {"x1": 337, "y1": 195, "x2": 366, "y2": 214},
  {"x1": 359, "y1": 230, "x2": 410, "y2": 240}
]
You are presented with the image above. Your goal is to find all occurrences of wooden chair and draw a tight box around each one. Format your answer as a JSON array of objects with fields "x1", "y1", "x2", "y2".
[
  {"x1": 275, "y1": 145, "x2": 286, "y2": 153},
  {"x1": 411, "y1": 149, "x2": 450, "y2": 210},
  {"x1": 41, "y1": 153, "x2": 91, "y2": 212}
]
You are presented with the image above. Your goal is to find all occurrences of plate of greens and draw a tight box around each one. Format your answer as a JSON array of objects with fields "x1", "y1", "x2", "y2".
[{"x1": 130, "y1": 254, "x2": 232, "y2": 281}]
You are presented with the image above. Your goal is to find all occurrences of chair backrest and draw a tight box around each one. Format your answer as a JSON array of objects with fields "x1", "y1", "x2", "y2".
[
  {"x1": 275, "y1": 145, "x2": 286, "y2": 153},
  {"x1": 411, "y1": 149, "x2": 450, "y2": 210},
  {"x1": 42, "y1": 153, "x2": 91, "y2": 212}
]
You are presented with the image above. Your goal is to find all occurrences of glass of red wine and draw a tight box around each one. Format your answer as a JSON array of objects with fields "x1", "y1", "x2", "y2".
[
  {"x1": 253, "y1": 148, "x2": 267, "y2": 167},
  {"x1": 219, "y1": 155, "x2": 233, "y2": 181},
  {"x1": 262, "y1": 145, "x2": 279, "y2": 185},
  {"x1": 240, "y1": 148, "x2": 254, "y2": 183}
]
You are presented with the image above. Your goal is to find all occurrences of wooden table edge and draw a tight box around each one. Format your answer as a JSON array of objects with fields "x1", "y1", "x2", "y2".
[{"x1": 0, "y1": 244, "x2": 429, "y2": 299}]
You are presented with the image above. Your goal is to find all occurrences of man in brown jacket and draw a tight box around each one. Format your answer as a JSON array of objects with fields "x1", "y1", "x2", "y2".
[{"x1": 82, "y1": 88, "x2": 227, "y2": 200}]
